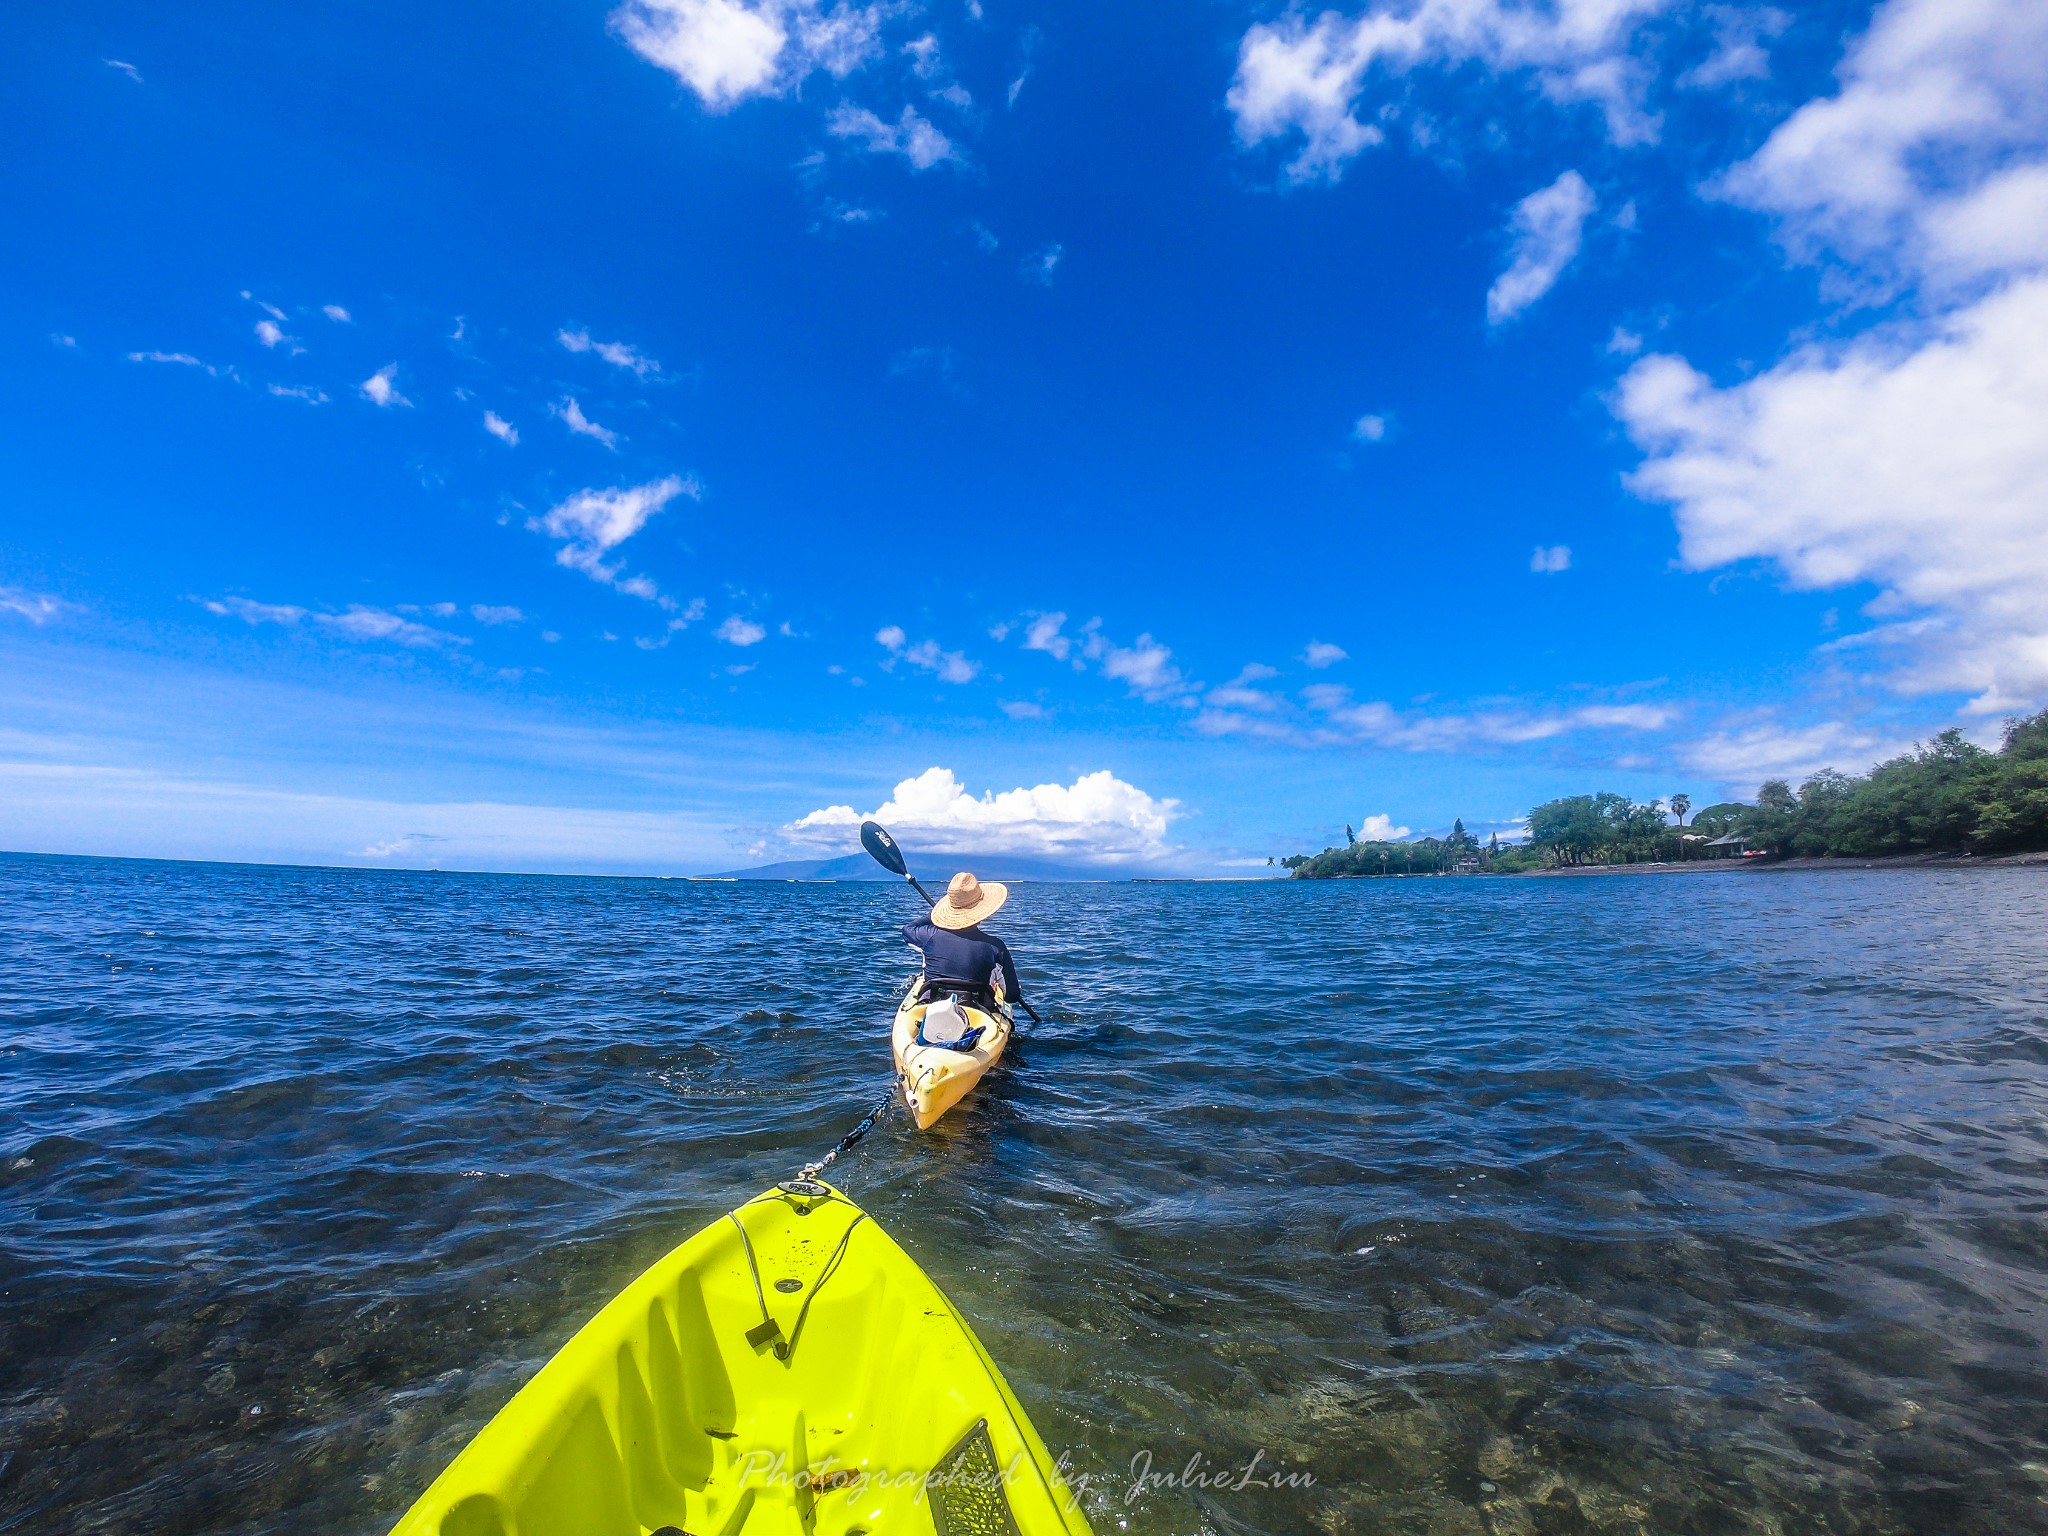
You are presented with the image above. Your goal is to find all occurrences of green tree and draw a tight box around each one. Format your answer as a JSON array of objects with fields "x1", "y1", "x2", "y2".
[{"x1": 1669, "y1": 793, "x2": 1691, "y2": 826}]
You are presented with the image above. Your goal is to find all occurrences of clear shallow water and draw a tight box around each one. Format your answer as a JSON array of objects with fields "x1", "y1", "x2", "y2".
[{"x1": 4, "y1": 855, "x2": 2048, "y2": 1536}]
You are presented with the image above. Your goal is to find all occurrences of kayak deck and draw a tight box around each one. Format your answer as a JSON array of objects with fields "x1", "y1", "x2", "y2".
[
  {"x1": 389, "y1": 1183, "x2": 1090, "y2": 1536},
  {"x1": 893, "y1": 979, "x2": 1013, "y2": 1131}
]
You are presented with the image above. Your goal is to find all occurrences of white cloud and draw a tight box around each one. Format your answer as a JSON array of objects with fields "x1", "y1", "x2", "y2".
[
  {"x1": 1618, "y1": 275, "x2": 2048, "y2": 713},
  {"x1": 2, "y1": 587, "x2": 65, "y2": 624},
  {"x1": 360, "y1": 364, "x2": 409, "y2": 407},
  {"x1": 1712, "y1": 0, "x2": 2048, "y2": 292},
  {"x1": 203, "y1": 597, "x2": 465, "y2": 649},
  {"x1": 470, "y1": 604, "x2": 524, "y2": 625},
  {"x1": 128, "y1": 350, "x2": 223, "y2": 376},
  {"x1": 1228, "y1": 0, "x2": 1667, "y2": 182},
  {"x1": 1352, "y1": 413, "x2": 1387, "y2": 441},
  {"x1": 553, "y1": 397, "x2": 619, "y2": 448},
  {"x1": 105, "y1": 59, "x2": 143, "y2": 83},
  {"x1": 254, "y1": 318, "x2": 296, "y2": 349},
  {"x1": 875, "y1": 625, "x2": 977, "y2": 682},
  {"x1": 323, "y1": 304, "x2": 352, "y2": 323},
  {"x1": 1208, "y1": 664, "x2": 1286, "y2": 714},
  {"x1": 613, "y1": 0, "x2": 788, "y2": 107},
  {"x1": 1201, "y1": 684, "x2": 1675, "y2": 750},
  {"x1": 1083, "y1": 624, "x2": 1194, "y2": 703},
  {"x1": 828, "y1": 104, "x2": 958, "y2": 169},
  {"x1": 999, "y1": 699, "x2": 1045, "y2": 719},
  {"x1": 558, "y1": 329, "x2": 661, "y2": 376},
  {"x1": 1608, "y1": 325, "x2": 1644, "y2": 355},
  {"x1": 529, "y1": 476, "x2": 698, "y2": 601},
  {"x1": 1531, "y1": 544, "x2": 1572, "y2": 573},
  {"x1": 1020, "y1": 242, "x2": 1063, "y2": 285},
  {"x1": 786, "y1": 765, "x2": 1180, "y2": 862},
  {"x1": 1021, "y1": 611, "x2": 1070, "y2": 661},
  {"x1": 1304, "y1": 640, "x2": 1348, "y2": 668},
  {"x1": 1679, "y1": 719, "x2": 1894, "y2": 791},
  {"x1": 267, "y1": 383, "x2": 328, "y2": 403},
  {"x1": 717, "y1": 614, "x2": 767, "y2": 646},
  {"x1": 1680, "y1": 4, "x2": 1788, "y2": 90},
  {"x1": 903, "y1": 639, "x2": 977, "y2": 683},
  {"x1": 318, "y1": 607, "x2": 467, "y2": 648},
  {"x1": 205, "y1": 596, "x2": 306, "y2": 626},
  {"x1": 614, "y1": 0, "x2": 884, "y2": 107},
  {"x1": 1488, "y1": 170, "x2": 1596, "y2": 322},
  {"x1": 1357, "y1": 813, "x2": 1412, "y2": 841},
  {"x1": 483, "y1": 410, "x2": 519, "y2": 445}
]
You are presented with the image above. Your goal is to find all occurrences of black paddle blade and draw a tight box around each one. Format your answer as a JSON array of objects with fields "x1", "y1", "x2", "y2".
[{"x1": 859, "y1": 820, "x2": 907, "y2": 876}]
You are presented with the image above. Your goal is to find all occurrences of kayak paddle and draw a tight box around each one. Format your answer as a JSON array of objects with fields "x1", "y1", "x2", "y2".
[{"x1": 861, "y1": 820, "x2": 1044, "y2": 1025}]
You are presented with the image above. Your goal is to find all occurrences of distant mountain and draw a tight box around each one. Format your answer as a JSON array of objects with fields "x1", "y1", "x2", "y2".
[{"x1": 700, "y1": 850, "x2": 1154, "y2": 881}]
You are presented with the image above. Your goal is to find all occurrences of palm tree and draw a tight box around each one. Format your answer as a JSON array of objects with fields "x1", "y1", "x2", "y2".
[{"x1": 1670, "y1": 793, "x2": 1692, "y2": 826}]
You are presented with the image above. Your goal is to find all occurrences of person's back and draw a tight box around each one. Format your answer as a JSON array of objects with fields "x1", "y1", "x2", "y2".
[{"x1": 902, "y1": 871, "x2": 1022, "y2": 1004}]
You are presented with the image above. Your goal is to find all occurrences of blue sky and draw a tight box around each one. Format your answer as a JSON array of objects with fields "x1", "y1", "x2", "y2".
[{"x1": 4, "y1": 0, "x2": 2045, "y2": 874}]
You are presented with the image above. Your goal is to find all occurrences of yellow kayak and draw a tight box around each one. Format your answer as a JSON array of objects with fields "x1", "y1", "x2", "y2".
[
  {"x1": 892, "y1": 978, "x2": 1014, "y2": 1131},
  {"x1": 389, "y1": 1180, "x2": 1091, "y2": 1536}
]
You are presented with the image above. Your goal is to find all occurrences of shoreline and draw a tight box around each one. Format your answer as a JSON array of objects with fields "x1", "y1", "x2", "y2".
[{"x1": 1519, "y1": 849, "x2": 2048, "y2": 877}]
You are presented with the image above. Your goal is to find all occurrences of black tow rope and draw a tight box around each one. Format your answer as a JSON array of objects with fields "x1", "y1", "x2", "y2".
[{"x1": 792, "y1": 1085, "x2": 897, "y2": 1187}]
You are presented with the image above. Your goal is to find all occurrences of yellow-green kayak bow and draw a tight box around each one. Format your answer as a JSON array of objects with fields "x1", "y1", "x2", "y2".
[{"x1": 389, "y1": 1181, "x2": 1093, "y2": 1536}]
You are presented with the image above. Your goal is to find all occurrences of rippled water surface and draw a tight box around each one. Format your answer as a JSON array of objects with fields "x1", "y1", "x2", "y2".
[{"x1": 5, "y1": 854, "x2": 2048, "y2": 1535}]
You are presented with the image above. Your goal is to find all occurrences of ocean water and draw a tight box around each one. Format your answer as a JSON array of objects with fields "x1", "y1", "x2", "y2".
[{"x1": 4, "y1": 854, "x2": 2048, "y2": 1536}]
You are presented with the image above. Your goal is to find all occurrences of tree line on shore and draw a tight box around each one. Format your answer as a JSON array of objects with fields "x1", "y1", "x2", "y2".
[{"x1": 1285, "y1": 708, "x2": 2048, "y2": 877}]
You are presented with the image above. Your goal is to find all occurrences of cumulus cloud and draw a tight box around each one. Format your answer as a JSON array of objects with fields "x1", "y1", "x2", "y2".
[
  {"x1": 1351, "y1": 413, "x2": 1387, "y2": 441},
  {"x1": 1488, "y1": 170, "x2": 1596, "y2": 322},
  {"x1": 1083, "y1": 624, "x2": 1195, "y2": 703},
  {"x1": 717, "y1": 614, "x2": 767, "y2": 646},
  {"x1": 470, "y1": 604, "x2": 524, "y2": 625},
  {"x1": 786, "y1": 766, "x2": 1181, "y2": 862},
  {"x1": 1618, "y1": 277, "x2": 2048, "y2": 713},
  {"x1": 877, "y1": 624, "x2": 977, "y2": 682},
  {"x1": 1228, "y1": 0, "x2": 1668, "y2": 182},
  {"x1": 553, "y1": 397, "x2": 619, "y2": 447},
  {"x1": 483, "y1": 410, "x2": 519, "y2": 445},
  {"x1": 323, "y1": 304, "x2": 353, "y2": 323},
  {"x1": 1606, "y1": 0, "x2": 2048, "y2": 719},
  {"x1": 1304, "y1": 640, "x2": 1347, "y2": 667},
  {"x1": 558, "y1": 329, "x2": 661, "y2": 376},
  {"x1": 360, "y1": 365, "x2": 409, "y2": 407},
  {"x1": 1021, "y1": 611, "x2": 1071, "y2": 661},
  {"x1": 613, "y1": 0, "x2": 884, "y2": 108},
  {"x1": 827, "y1": 103, "x2": 958, "y2": 169},
  {"x1": 1531, "y1": 544, "x2": 1572, "y2": 572},
  {"x1": 529, "y1": 476, "x2": 698, "y2": 602},
  {"x1": 1357, "y1": 813, "x2": 1412, "y2": 841},
  {"x1": 254, "y1": 318, "x2": 296, "y2": 350},
  {"x1": 1712, "y1": 0, "x2": 2048, "y2": 292}
]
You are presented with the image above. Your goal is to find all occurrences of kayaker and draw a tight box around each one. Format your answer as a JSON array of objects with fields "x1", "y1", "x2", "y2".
[{"x1": 901, "y1": 871, "x2": 1023, "y2": 1008}]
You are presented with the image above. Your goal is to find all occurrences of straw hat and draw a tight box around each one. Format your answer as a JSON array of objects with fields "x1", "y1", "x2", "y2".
[{"x1": 930, "y1": 870, "x2": 1009, "y2": 930}]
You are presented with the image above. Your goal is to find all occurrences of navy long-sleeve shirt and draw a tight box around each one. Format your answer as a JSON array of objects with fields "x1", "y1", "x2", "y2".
[{"x1": 901, "y1": 919, "x2": 1022, "y2": 1002}]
